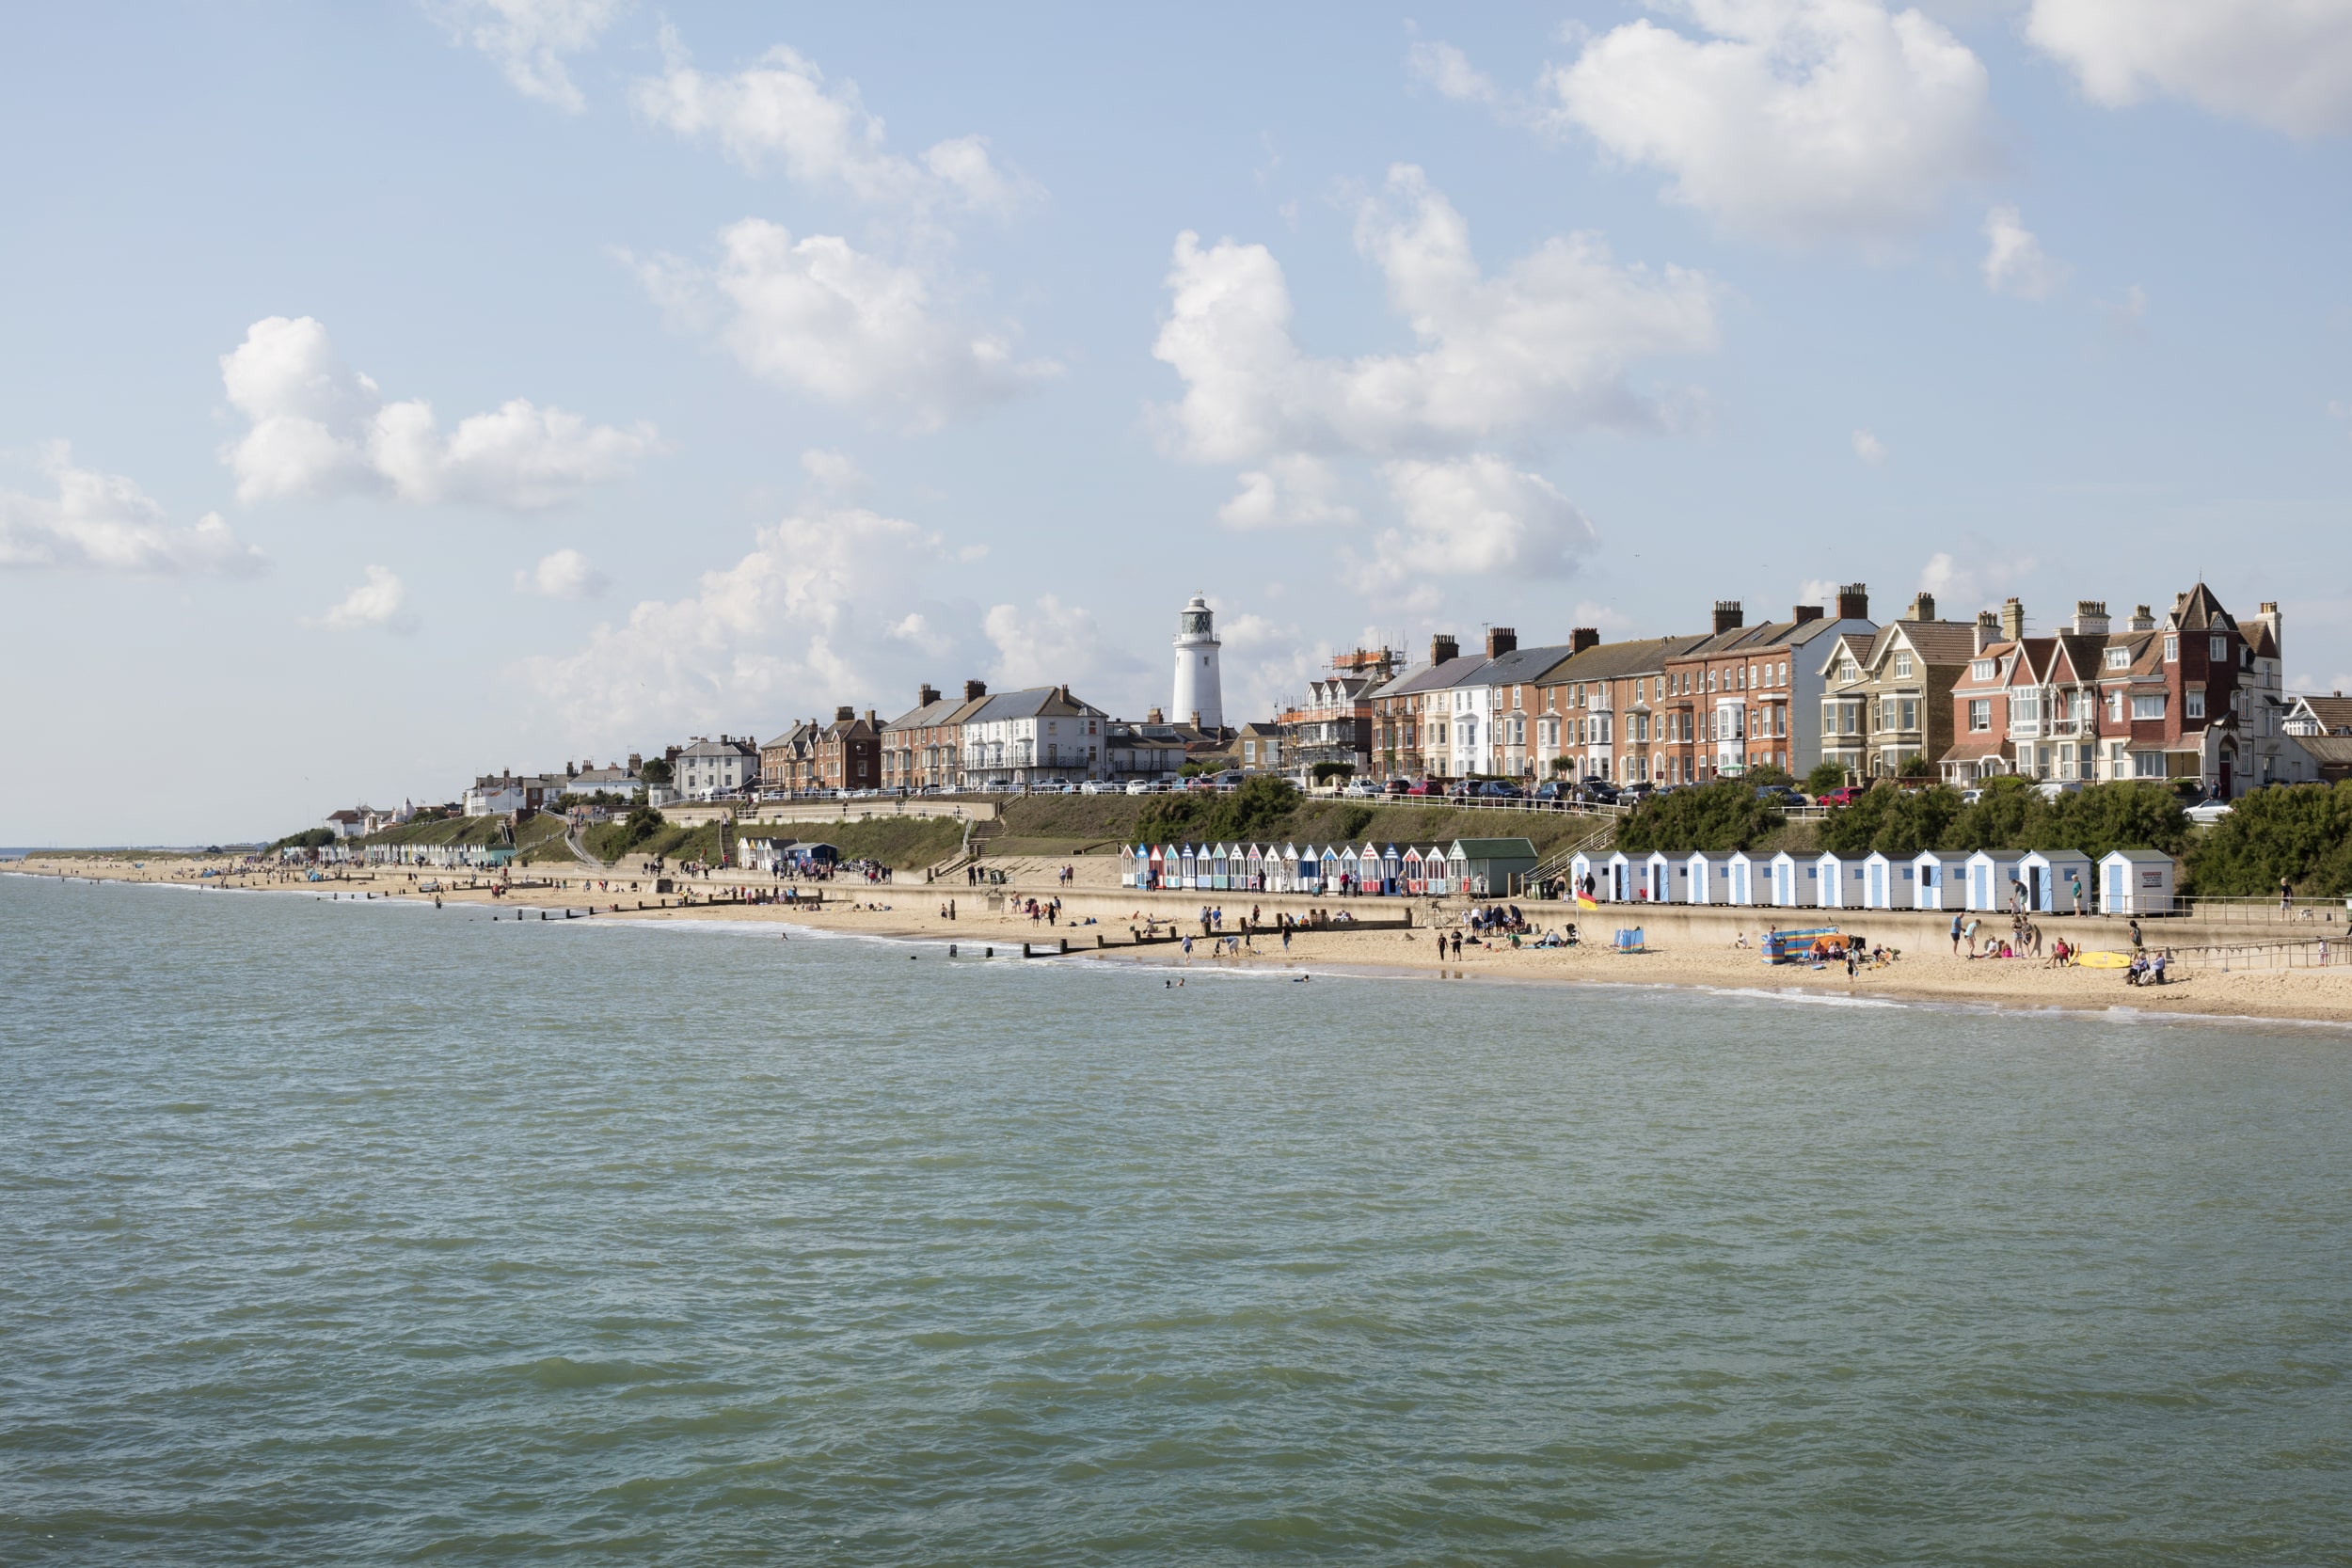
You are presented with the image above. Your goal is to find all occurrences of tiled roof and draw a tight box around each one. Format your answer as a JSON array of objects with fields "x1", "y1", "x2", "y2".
[
  {"x1": 1938, "y1": 735, "x2": 2008, "y2": 762},
  {"x1": 1543, "y1": 635, "x2": 1706, "y2": 684}
]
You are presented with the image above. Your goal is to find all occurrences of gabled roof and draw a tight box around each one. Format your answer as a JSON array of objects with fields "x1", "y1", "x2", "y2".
[
  {"x1": 1370, "y1": 653, "x2": 1493, "y2": 699},
  {"x1": 964, "y1": 686, "x2": 1106, "y2": 723},
  {"x1": 882, "y1": 694, "x2": 970, "y2": 733},
  {"x1": 2167, "y1": 581, "x2": 2235, "y2": 633},
  {"x1": 1685, "y1": 614, "x2": 1867, "y2": 661},
  {"x1": 2290, "y1": 694, "x2": 2352, "y2": 734},
  {"x1": 1540, "y1": 635, "x2": 1706, "y2": 686},
  {"x1": 676, "y1": 736, "x2": 756, "y2": 758},
  {"x1": 759, "y1": 720, "x2": 819, "y2": 751},
  {"x1": 1469, "y1": 642, "x2": 1584, "y2": 687}
]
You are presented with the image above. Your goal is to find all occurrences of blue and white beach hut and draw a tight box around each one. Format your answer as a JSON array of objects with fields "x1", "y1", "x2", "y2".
[
  {"x1": 1768, "y1": 850, "x2": 1801, "y2": 907},
  {"x1": 1861, "y1": 851, "x2": 1898, "y2": 910},
  {"x1": 2100, "y1": 849, "x2": 2175, "y2": 914},
  {"x1": 1605, "y1": 851, "x2": 1634, "y2": 903},
  {"x1": 1568, "y1": 850, "x2": 1595, "y2": 898},
  {"x1": 1321, "y1": 846, "x2": 1343, "y2": 890},
  {"x1": 1812, "y1": 852, "x2": 1846, "y2": 909},
  {"x1": 1266, "y1": 844, "x2": 1292, "y2": 893},
  {"x1": 1379, "y1": 844, "x2": 1401, "y2": 894},
  {"x1": 1640, "y1": 851, "x2": 1673, "y2": 903},
  {"x1": 1964, "y1": 850, "x2": 2025, "y2": 912},
  {"x1": 1911, "y1": 851, "x2": 1966, "y2": 910},
  {"x1": 2019, "y1": 849, "x2": 2094, "y2": 914},
  {"x1": 1337, "y1": 845, "x2": 1359, "y2": 893},
  {"x1": 1680, "y1": 851, "x2": 1712, "y2": 903},
  {"x1": 1724, "y1": 850, "x2": 1756, "y2": 906}
]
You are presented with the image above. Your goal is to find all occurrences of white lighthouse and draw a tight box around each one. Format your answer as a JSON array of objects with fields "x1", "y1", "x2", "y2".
[{"x1": 1171, "y1": 592, "x2": 1223, "y2": 731}]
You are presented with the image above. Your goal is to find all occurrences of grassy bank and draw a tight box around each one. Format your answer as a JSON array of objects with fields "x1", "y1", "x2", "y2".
[
  {"x1": 356, "y1": 813, "x2": 574, "y2": 863},
  {"x1": 989, "y1": 793, "x2": 1613, "y2": 861}
]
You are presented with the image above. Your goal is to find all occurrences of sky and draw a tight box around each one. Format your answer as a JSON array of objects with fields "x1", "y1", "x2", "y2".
[{"x1": 3, "y1": 0, "x2": 2349, "y2": 844}]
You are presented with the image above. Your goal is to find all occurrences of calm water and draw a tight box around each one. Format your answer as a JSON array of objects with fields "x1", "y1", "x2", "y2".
[{"x1": 5, "y1": 875, "x2": 2350, "y2": 1565}]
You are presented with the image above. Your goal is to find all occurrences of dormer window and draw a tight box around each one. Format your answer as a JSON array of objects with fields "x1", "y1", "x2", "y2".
[
  {"x1": 1894, "y1": 653, "x2": 1913, "y2": 679},
  {"x1": 1840, "y1": 658, "x2": 1860, "y2": 682},
  {"x1": 1971, "y1": 658, "x2": 1995, "y2": 681},
  {"x1": 2105, "y1": 647, "x2": 2128, "y2": 671}
]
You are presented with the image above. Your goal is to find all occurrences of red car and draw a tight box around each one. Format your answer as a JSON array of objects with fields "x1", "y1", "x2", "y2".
[
  {"x1": 1403, "y1": 779, "x2": 1438, "y2": 796},
  {"x1": 1819, "y1": 785, "x2": 1866, "y2": 807}
]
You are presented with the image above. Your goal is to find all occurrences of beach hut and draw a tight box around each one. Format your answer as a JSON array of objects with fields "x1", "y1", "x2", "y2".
[
  {"x1": 2019, "y1": 849, "x2": 2094, "y2": 915},
  {"x1": 1567, "y1": 850, "x2": 1595, "y2": 899},
  {"x1": 1812, "y1": 852, "x2": 1846, "y2": 909},
  {"x1": 1767, "y1": 850, "x2": 1801, "y2": 907},
  {"x1": 1454, "y1": 838, "x2": 1538, "y2": 897},
  {"x1": 1338, "y1": 845, "x2": 1361, "y2": 894},
  {"x1": 1239, "y1": 843, "x2": 1260, "y2": 890},
  {"x1": 1964, "y1": 850, "x2": 2025, "y2": 912},
  {"x1": 1320, "y1": 846, "x2": 1343, "y2": 891},
  {"x1": 2100, "y1": 848, "x2": 2175, "y2": 915},
  {"x1": 1446, "y1": 844, "x2": 1470, "y2": 892},
  {"x1": 1910, "y1": 851, "x2": 1965, "y2": 910},
  {"x1": 1402, "y1": 845, "x2": 1427, "y2": 893},
  {"x1": 1680, "y1": 851, "x2": 1713, "y2": 903},
  {"x1": 1724, "y1": 851, "x2": 1756, "y2": 907},
  {"x1": 1639, "y1": 851, "x2": 1672, "y2": 903},
  {"x1": 1378, "y1": 844, "x2": 1401, "y2": 895},
  {"x1": 1145, "y1": 844, "x2": 1165, "y2": 890},
  {"x1": 1860, "y1": 851, "x2": 1898, "y2": 910},
  {"x1": 1605, "y1": 851, "x2": 1634, "y2": 903}
]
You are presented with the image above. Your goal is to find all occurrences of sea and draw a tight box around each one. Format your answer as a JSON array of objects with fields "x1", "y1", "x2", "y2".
[{"x1": 5, "y1": 871, "x2": 2350, "y2": 1565}]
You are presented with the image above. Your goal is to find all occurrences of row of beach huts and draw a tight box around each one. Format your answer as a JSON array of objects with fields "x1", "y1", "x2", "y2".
[{"x1": 1119, "y1": 840, "x2": 2179, "y2": 914}]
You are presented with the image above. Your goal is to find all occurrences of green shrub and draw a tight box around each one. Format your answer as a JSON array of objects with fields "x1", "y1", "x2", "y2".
[
  {"x1": 1617, "y1": 777, "x2": 1784, "y2": 852},
  {"x1": 2184, "y1": 782, "x2": 2352, "y2": 897}
]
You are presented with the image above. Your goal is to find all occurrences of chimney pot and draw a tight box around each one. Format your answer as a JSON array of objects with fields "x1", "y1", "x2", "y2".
[
  {"x1": 1712, "y1": 600, "x2": 1743, "y2": 635},
  {"x1": 1836, "y1": 582, "x2": 1869, "y2": 623},
  {"x1": 2000, "y1": 597, "x2": 2026, "y2": 641},
  {"x1": 1975, "y1": 610, "x2": 2000, "y2": 655},
  {"x1": 1791, "y1": 605, "x2": 1824, "y2": 624},
  {"x1": 1571, "y1": 626, "x2": 1600, "y2": 653},
  {"x1": 835, "y1": 705, "x2": 853, "y2": 722},
  {"x1": 1909, "y1": 592, "x2": 1935, "y2": 622},
  {"x1": 1486, "y1": 626, "x2": 1518, "y2": 657},
  {"x1": 920, "y1": 683, "x2": 940, "y2": 706},
  {"x1": 1431, "y1": 634, "x2": 1460, "y2": 666},
  {"x1": 963, "y1": 679, "x2": 987, "y2": 701}
]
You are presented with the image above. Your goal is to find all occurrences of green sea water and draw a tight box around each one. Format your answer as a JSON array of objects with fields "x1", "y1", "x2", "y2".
[{"x1": 4, "y1": 872, "x2": 2350, "y2": 1565}]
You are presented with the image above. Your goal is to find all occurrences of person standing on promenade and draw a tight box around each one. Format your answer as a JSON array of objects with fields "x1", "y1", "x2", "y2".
[{"x1": 1950, "y1": 913, "x2": 1963, "y2": 956}]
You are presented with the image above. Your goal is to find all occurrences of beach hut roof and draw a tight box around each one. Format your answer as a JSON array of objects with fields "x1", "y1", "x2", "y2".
[{"x1": 2101, "y1": 847, "x2": 2172, "y2": 863}]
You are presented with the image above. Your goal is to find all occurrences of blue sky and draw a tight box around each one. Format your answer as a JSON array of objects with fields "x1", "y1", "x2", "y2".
[{"x1": 3, "y1": 0, "x2": 2348, "y2": 843}]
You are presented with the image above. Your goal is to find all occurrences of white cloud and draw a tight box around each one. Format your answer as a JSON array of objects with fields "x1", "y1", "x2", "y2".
[
  {"x1": 311, "y1": 565, "x2": 418, "y2": 634},
  {"x1": 1152, "y1": 165, "x2": 1715, "y2": 465},
  {"x1": 424, "y1": 0, "x2": 626, "y2": 113},
  {"x1": 1919, "y1": 546, "x2": 2034, "y2": 609},
  {"x1": 0, "y1": 443, "x2": 265, "y2": 576},
  {"x1": 1216, "y1": 453, "x2": 1359, "y2": 530},
  {"x1": 2100, "y1": 283, "x2": 2149, "y2": 331},
  {"x1": 800, "y1": 447, "x2": 866, "y2": 492},
  {"x1": 2026, "y1": 0, "x2": 2352, "y2": 137},
  {"x1": 1407, "y1": 40, "x2": 1502, "y2": 104},
  {"x1": 1851, "y1": 428, "x2": 1888, "y2": 463},
  {"x1": 1980, "y1": 204, "x2": 2069, "y2": 299},
  {"x1": 982, "y1": 594, "x2": 1150, "y2": 705},
  {"x1": 516, "y1": 547, "x2": 608, "y2": 599},
  {"x1": 1798, "y1": 576, "x2": 1842, "y2": 609},
  {"x1": 518, "y1": 506, "x2": 992, "y2": 737},
  {"x1": 1543, "y1": 0, "x2": 1997, "y2": 246},
  {"x1": 629, "y1": 221, "x2": 1056, "y2": 430},
  {"x1": 1353, "y1": 456, "x2": 1599, "y2": 607},
  {"x1": 632, "y1": 30, "x2": 1030, "y2": 214},
  {"x1": 220, "y1": 316, "x2": 660, "y2": 509}
]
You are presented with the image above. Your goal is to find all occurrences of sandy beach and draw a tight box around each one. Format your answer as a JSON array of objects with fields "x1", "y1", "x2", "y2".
[{"x1": 16, "y1": 851, "x2": 2352, "y2": 1028}]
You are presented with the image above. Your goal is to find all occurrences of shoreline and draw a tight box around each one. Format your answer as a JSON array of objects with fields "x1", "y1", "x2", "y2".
[{"x1": 13, "y1": 857, "x2": 2352, "y2": 1030}]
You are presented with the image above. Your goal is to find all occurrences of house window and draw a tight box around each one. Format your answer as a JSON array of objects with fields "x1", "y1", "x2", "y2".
[
  {"x1": 2013, "y1": 692, "x2": 2039, "y2": 723},
  {"x1": 2186, "y1": 689, "x2": 2205, "y2": 720},
  {"x1": 1972, "y1": 659, "x2": 1995, "y2": 681},
  {"x1": 1969, "y1": 700, "x2": 1992, "y2": 732},
  {"x1": 1895, "y1": 654, "x2": 1913, "y2": 678},
  {"x1": 2133, "y1": 751, "x2": 2163, "y2": 778},
  {"x1": 2210, "y1": 635, "x2": 2227, "y2": 661},
  {"x1": 2132, "y1": 694, "x2": 2167, "y2": 721},
  {"x1": 1899, "y1": 698, "x2": 1916, "y2": 731},
  {"x1": 2164, "y1": 635, "x2": 2178, "y2": 662},
  {"x1": 1840, "y1": 658, "x2": 1859, "y2": 682},
  {"x1": 2106, "y1": 648, "x2": 2128, "y2": 670}
]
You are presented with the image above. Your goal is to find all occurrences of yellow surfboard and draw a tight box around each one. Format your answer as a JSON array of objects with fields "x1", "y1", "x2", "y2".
[{"x1": 2075, "y1": 950, "x2": 2133, "y2": 969}]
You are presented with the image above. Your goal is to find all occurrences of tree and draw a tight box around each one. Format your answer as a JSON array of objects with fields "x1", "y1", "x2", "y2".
[
  {"x1": 1804, "y1": 760, "x2": 1846, "y2": 798},
  {"x1": 1616, "y1": 777, "x2": 1784, "y2": 852},
  {"x1": 1136, "y1": 774, "x2": 1300, "y2": 845},
  {"x1": 1312, "y1": 761, "x2": 1355, "y2": 784},
  {"x1": 2037, "y1": 783, "x2": 2188, "y2": 861},
  {"x1": 1900, "y1": 752, "x2": 1935, "y2": 779},
  {"x1": 2184, "y1": 781, "x2": 2352, "y2": 897},
  {"x1": 640, "y1": 757, "x2": 675, "y2": 788},
  {"x1": 1819, "y1": 783, "x2": 1964, "y2": 857}
]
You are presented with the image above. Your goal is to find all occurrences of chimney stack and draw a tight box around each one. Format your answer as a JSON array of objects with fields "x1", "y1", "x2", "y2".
[
  {"x1": 834, "y1": 705, "x2": 854, "y2": 721},
  {"x1": 2000, "y1": 597, "x2": 2026, "y2": 642},
  {"x1": 1571, "y1": 626, "x2": 1600, "y2": 653},
  {"x1": 919, "y1": 683, "x2": 940, "y2": 706},
  {"x1": 1486, "y1": 626, "x2": 1518, "y2": 657},
  {"x1": 1975, "y1": 610, "x2": 2000, "y2": 654},
  {"x1": 1908, "y1": 592, "x2": 1935, "y2": 623},
  {"x1": 963, "y1": 679, "x2": 987, "y2": 701},
  {"x1": 1791, "y1": 605, "x2": 1824, "y2": 624},
  {"x1": 2072, "y1": 600, "x2": 2109, "y2": 637},
  {"x1": 1837, "y1": 583, "x2": 1869, "y2": 623},
  {"x1": 1712, "y1": 600, "x2": 1743, "y2": 635},
  {"x1": 2128, "y1": 604, "x2": 2155, "y2": 632},
  {"x1": 1431, "y1": 634, "x2": 1460, "y2": 665},
  {"x1": 1147, "y1": 705, "x2": 1165, "y2": 724},
  {"x1": 864, "y1": 708, "x2": 876, "y2": 724},
  {"x1": 1190, "y1": 710, "x2": 1202, "y2": 729}
]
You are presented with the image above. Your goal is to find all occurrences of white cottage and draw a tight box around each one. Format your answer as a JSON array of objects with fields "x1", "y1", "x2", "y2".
[{"x1": 2099, "y1": 849, "x2": 2176, "y2": 915}]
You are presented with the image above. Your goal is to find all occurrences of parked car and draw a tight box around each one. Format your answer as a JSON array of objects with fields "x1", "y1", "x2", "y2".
[
  {"x1": 1532, "y1": 781, "x2": 1571, "y2": 801},
  {"x1": 1343, "y1": 778, "x2": 1382, "y2": 798},
  {"x1": 1755, "y1": 784, "x2": 1805, "y2": 807},
  {"x1": 1618, "y1": 781, "x2": 1658, "y2": 801},
  {"x1": 1384, "y1": 777, "x2": 1414, "y2": 795},
  {"x1": 1575, "y1": 783, "x2": 1620, "y2": 806},
  {"x1": 1476, "y1": 781, "x2": 1523, "y2": 800},
  {"x1": 1819, "y1": 785, "x2": 1867, "y2": 807},
  {"x1": 1404, "y1": 779, "x2": 1439, "y2": 796}
]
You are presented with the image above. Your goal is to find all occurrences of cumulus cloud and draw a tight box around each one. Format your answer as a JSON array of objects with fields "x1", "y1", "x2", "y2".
[
  {"x1": 1980, "y1": 204, "x2": 2069, "y2": 299},
  {"x1": 1152, "y1": 165, "x2": 1715, "y2": 464},
  {"x1": 424, "y1": 0, "x2": 626, "y2": 113},
  {"x1": 800, "y1": 447, "x2": 866, "y2": 493},
  {"x1": 632, "y1": 29, "x2": 1031, "y2": 214},
  {"x1": 1541, "y1": 0, "x2": 1997, "y2": 246},
  {"x1": 1851, "y1": 428, "x2": 1888, "y2": 463},
  {"x1": 983, "y1": 594, "x2": 1150, "y2": 703},
  {"x1": 2026, "y1": 0, "x2": 2352, "y2": 137},
  {"x1": 0, "y1": 443, "x2": 265, "y2": 576},
  {"x1": 516, "y1": 547, "x2": 608, "y2": 599},
  {"x1": 1216, "y1": 453, "x2": 1359, "y2": 530},
  {"x1": 1352, "y1": 456, "x2": 1598, "y2": 607},
  {"x1": 518, "y1": 506, "x2": 993, "y2": 736},
  {"x1": 310, "y1": 564, "x2": 418, "y2": 634},
  {"x1": 628, "y1": 221, "x2": 1056, "y2": 430},
  {"x1": 220, "y1": 316, "x2": 660, "y2": 509},
  {"x1": 1407, "y1": 40, "x2": 1502, "y2": 104},
  {"x1": 1920, "y1": 546, "x2": 2034, "y2": 609}
]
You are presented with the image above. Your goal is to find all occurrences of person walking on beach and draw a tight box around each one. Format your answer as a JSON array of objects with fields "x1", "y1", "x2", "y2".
[
  {"x1": 1280, "y1": 923, "x2": 1292, "y2": 953},
  {"x1": 1950, "y1": 913, "x2": 1963, "y2": 956},
  {"x1": 2129, "y1": 917, "x2": 2143, "y2": 952}
]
